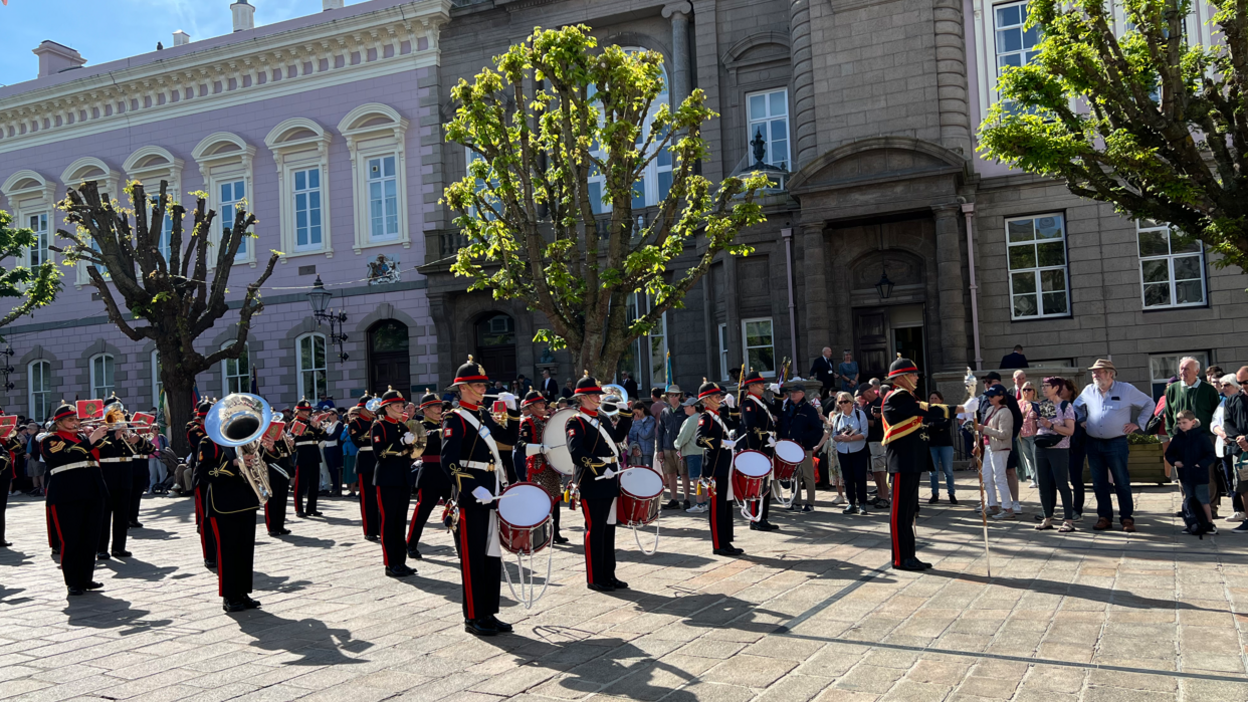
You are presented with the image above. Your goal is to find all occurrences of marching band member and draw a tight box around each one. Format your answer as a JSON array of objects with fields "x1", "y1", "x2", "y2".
[
  {"x1": 407, "y1": 392, "x2": 449, "y2": 559},
  {"x1": 696, "y1": 381, "x2": 743, "y2": 556},
  {"x1": 566, "y1": 375, "x2": 633, "y2": 592},
  {"x1": 42, "y1": 402, "x2": 109, "y2": 596},
  {"x1": 262, "y1": 431, "x2": 295, "y2": 537},
  {"x1": 189, "y1": 399, "x2": 216, "y2": 569},
  {"x1": 373, "y1": 388, "x2": 417, "y2": 578},
  {"x1": 739, "y1": 371, "x2": 782, "y2": 531},
  {"x1": 347, "y1": 394, "x2": 380, "y2": 542},
  {"x1": 96, "y1": 400, "x2": 154, "y2": 559},
  {"x1": 442, "y1": 357, "x2": 520, "y2": 636},
  {"x1": 290, "y1": 399, "x2": 326, "y2": 518},
  {"x1": 198, "y1": 428, "x2": 262, "y2": 612},
  {"x1": 0, "y1": 423, "x2": 26, "y2": 548},
  {"x1": 515, "y1": 391, "x2": 568, "y2": 545},
  {"x1": 126, "y1": 411, "x2": 149, "y2": 529},
  {"x1": 882, "y1": 356, "x2": 963, "y2": 571}
]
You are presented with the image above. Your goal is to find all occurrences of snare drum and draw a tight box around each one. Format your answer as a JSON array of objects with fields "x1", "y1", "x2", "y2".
[
  {"x1": 732, "y1": 450, "x2": 773, "y2": 500},
  {"x1": 618, "y1": 468, "x2": 664, "y2": 527},
  {"x1": 497, "y1": 482, "x2": 553, "y2": 555},
  {"x1": 773, "y1": 440, "x2": 805, "y2": 482}
]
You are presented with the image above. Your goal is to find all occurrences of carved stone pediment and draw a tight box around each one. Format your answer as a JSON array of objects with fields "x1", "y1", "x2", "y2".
[{"x1": 788, "y1": 136, "x2": 966, "y2": 194}]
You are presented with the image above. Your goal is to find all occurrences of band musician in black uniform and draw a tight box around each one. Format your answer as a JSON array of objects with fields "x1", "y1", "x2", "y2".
[
  {"x1": 882, "y1": 356, "x2": 963, "y2": 571},
  {"x1": 262, "y1": 430, "x2": 295, "y2": 537},
  {"x1": 198, "y1": 433, "x2": 262, "y2": 612},
  {"x1": 738, "y1": 371, "x2": 783, "y2": 531},
  {"x1": 96, "y1": 400, "x2": 155, "y2": 560},
  {"x1": 347, "y1": 394, "x2": 380, "y2": 542},
  {"x1": 566, "y1": 375, "x2": 633, "y2": 591},
  {"x1": 373, "y1": 388, "x2": 418, "y2": 578},
  {"x1": 695, "y1": 381, "x2": 743, "y2": 556},
  {"x1": 41, "y1": 402, "x2": 109, "y2": 596},
  {"x1": 290, "y1": 399, "x2": 326, "y2": 518},
  {"x1": 516, "y1": 390, "x2": 568, "y2": 545},
  {"x1": 408, "y1": 392, "x2": 449, "y2": 559},
  {"x1": 189, "y1": 399, "x2": 216, "y2": 569},
  {"x1": 0, "y1": 424, "x2": 26, "y2": 548},
  {"x1": 441, "y1": 357, "x2": 520, "y2": 636}
]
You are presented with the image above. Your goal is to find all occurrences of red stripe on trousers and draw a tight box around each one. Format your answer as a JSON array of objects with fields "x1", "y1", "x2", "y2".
[
  {"x1": 264, "y1": 501, "x2": 272, "y2": 531},
  {"x1": 458, "y1": 512, "x2": 475, "y2": 619},
  {"x1": 196, "y1": 489, "x2": 211, "y2": 557},
  {"x1": 292, "y1": 473, "x2": 300, "y2": 512},
  {"x1": 890, "y1": 476, "x2": 901, "y2": 566},
  {"x1": 358, "y1": 476, "x2": 368, "y2": 535},
  {"x1": 49, "y1": 506, "x2": 65, "y2": 567},
  {"x1": 210, "y1": 517, "x2": 224, "y2": 596},
  {"x1": 709, "y1": 485, "x2": 721, "y2": 549},
  {"x1": 46, "y1": 504, "x2": 56, "y2": 548},
  {"x1": 407, "y1": 489, "x2": 423, "y2": 542},
  {"x1": 580, "y1": 500, "x2": 594, "y2": 584},
  {"x1": 376, "y1": 486, "x2": 389, "y2": 567}
]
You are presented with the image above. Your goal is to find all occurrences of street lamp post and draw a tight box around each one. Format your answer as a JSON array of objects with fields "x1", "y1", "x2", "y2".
[{"x1": 307, "y1": 276, "x2": 350, "y2": 362}]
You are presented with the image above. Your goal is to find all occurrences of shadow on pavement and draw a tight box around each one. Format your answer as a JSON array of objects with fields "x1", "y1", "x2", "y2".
[
  {"x1": 62, "y1": 592, "x2": 173, "y2": 634},
  {"x1": 98, "y1": 556, "x2": 179, "y2": 582},
  {"x1": 232, "y1": 610, "x2": 372, "y2": 665}
]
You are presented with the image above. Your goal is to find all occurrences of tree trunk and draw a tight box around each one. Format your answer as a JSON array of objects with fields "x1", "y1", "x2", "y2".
[{"x1": 164, "y1": 372, "x2": 197, "y2": 457}]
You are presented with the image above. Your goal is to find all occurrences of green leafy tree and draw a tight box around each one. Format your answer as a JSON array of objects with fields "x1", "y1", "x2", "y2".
[
  {"x1": 979, "y1": 0, "x2": 1248, "y2": 273},
  {"x1": 0, "y1": 210, "x2": 61, "y2": 333},
  {"x1": 443, "y1": 25, "x2": 769, "y2": 378},
  {"x1": 55, "y1": 181, "x2": 277, "y2": 454}
]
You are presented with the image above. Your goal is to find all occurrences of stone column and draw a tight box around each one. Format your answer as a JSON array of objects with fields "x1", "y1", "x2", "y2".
[
  {"x1": 933, "y1": 0, "x2": 971, "y2": 155},
  {"x1": 799, "y1": 222, "x2": 830, "y2": 363},
  {"x1": 790, "y1": 0, "x2": 818, "y2": 170},
  {"x1": 663, "y1": 2, "x2": 693, "y2": 107},
  {"x1": 933, "y1": 205, "x2": 969, "y2": 368}
]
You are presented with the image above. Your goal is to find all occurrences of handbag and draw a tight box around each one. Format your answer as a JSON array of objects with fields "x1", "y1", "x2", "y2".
[
  {"x1": 1236, "y1": 455, "x2": 1248, "y2": 495},
  {"x1": 1144, "y1": 411, "x2": 1165, "y2": 436},
  {"x1": 1033, "y1": 433, "x2": 1063, "y2": 449}
]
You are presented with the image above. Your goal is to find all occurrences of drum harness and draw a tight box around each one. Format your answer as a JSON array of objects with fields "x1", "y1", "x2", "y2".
[
  {"x1": 573, "y1": 412, "x2": 661, "y2": 556},
  {"x1": 735, "y1": 400, "x2": 774, "y2": 522}
]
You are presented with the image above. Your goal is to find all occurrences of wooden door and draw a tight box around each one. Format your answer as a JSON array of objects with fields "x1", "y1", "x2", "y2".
[
  {"x1": 368, "y1": 320, "x2": 411, "y2": 396},
  {"x1": 853, "y1": 308, "x2": 889, "y2": 383}
]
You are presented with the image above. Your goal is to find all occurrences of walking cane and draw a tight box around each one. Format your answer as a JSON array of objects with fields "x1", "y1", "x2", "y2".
[{"x1": 963, "y1": 369, "x2": 992, "y2": 578}]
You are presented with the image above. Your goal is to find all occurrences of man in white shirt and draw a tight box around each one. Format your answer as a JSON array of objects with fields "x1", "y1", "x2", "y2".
[
  {"x1": 1074, "y1": 359, "x2": 1155, "y2": 533},
  {"x1": 1211, "y1": 375, "x2": 1245, "y2": 522}
]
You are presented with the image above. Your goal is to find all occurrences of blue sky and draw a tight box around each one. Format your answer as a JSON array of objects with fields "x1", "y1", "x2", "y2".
[{"x1": 0, "y1": 0, "x2": 325, "y2": 88}]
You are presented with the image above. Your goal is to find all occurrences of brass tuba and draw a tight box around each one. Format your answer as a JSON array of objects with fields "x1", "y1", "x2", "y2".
[
  {"x1": 205, "y1": 393, "x2": 275, "y2": 505},
  {"x1": 600, "y1": 384, "x2": 630, "y2": 417}
]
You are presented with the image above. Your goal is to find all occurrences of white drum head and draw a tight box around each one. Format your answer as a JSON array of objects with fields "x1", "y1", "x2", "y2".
[
  {"x1": 620, "y1": 467, "x2": 664, "y2": 498},
  {"x1": 734, "y1": 450, "x2": 772, "y2": 478},
  {"x1": 775, "y1": 440, "x2": 805, "y2": 464},
  {"x1": 540, "y1": 408, "x2": 579, "y2": 476},
  {"x1": 499, "y1": 483, "x2": 551, "y2": 527}
]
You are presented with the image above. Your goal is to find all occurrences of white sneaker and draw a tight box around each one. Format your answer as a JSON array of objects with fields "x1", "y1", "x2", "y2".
[
  {"x1": 1029, "y1": 480, "x2": 1038, "y2": 488},
  {"x1": 992, "y1": 511, "x2": 1018, "y2": 521},
  {"x1": 831, "y1": 496, "x2": 844, "y2": 505},
  {"x1": 687, "y1": 503, "x2": 708, "y2": 514},
  {"x1": 1012, "y1": 502, "x2": 1022, "y2": 512},
  {"x1": 1227, "y1": 512, "x2": 1246, "y2": 523}
]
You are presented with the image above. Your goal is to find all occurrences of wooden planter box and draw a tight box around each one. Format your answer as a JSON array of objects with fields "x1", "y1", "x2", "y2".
[{"x1": 1080, "y1": 442, "x2": 1168, "y2": 486}]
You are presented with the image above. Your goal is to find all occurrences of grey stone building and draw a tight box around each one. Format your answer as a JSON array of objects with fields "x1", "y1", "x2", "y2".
[{"x1": 420, "y1": 0, "x2": 1248, "y2": 399}]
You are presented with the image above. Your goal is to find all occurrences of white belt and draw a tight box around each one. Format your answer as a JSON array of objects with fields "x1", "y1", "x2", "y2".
[
  {"x1": 462, "y1": 460, "x2": 496, "y2": 471},
  {"x1": 99, "y1": 457, "x2": 130, "y2": 463},
  {"x1": 598, "y1": 456, "x2": 619, "y2": 464},
  {"x1": 51, "y1": 461, "x2": 95, "y2": 475},
  {"x1": 357, "y1": 446, "x2": 372, "y2": 452},
  {"x1": 295, "y1": 441, "x2": 318, "y2": 447}
]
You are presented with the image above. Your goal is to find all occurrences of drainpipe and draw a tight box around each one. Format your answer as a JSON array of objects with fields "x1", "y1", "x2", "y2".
[
  {"x1": 961, "y1": 203, "x2": 983, "y2": 370},
  {"x1": 781, "y1": 227, "x2": 799, "y2": 371}
]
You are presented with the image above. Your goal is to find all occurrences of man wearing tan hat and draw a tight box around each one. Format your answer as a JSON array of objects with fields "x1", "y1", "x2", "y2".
[
  {"x1": 1074, "y1": 359, "x2": 1156, "y2": 533},
  {"x1": 655, "y1": 385, "x2": 690, "y2": 509}
]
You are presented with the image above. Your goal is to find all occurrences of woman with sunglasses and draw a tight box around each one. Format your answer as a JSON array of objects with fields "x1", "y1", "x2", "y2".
[
  {"x1": 828, "y1": 392, "x2": 870, "y2": 514},
  {"x1": 1017, "y1": 383, "x2": 1040, "y2": 489},
  {"x1": 1035, "y1": 376, "x2": 1077, "y2": 532},
  {"x1": 927, "y1": 391, "x2": 956, "y2": 504}
]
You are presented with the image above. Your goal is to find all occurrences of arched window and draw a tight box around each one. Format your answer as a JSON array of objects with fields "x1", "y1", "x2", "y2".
[
  {"x1": 152, "y1": 350, "x2": 162, "y2": 407},
  {"x1": 124, "y1": 146, "x2": 185, "y2": 263},
  {"x1": 265, "y1": 118, "x2": 332, "y2": 257},
  {"x1": 192, "y1": 132, "x2": 256, "y2": 266},
  {"x1": 1, "y1": 170, "x2": 57, "y2": 274},
  {"x1": 90, "y1": 353, "x2": 115, "y2": 398},
  {"x1": 221, "y1": 342, "x2": 251, "y2": 396},
  {"x1": 587, "y1": 49, "x2": 671, "y2": 215},
  {"x1": 296, "y1": 333, "x2": 327, "y2": 401},
  {"x1": 338, "y1": 103, "x2": 409, "y2": 253},
  {"x1": 28, "y1": 360, "x2": 52, "y2": 423}
]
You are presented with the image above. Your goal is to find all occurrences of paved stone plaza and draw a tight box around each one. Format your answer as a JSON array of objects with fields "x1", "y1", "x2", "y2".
[{"x1": 1, "y1": 476, "x2": 1247, "y2": 702}]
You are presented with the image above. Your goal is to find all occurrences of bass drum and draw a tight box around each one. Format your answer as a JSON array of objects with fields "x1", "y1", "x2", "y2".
[{"x1": 540, "y1": 408, "x2": 580, "y2": 476}]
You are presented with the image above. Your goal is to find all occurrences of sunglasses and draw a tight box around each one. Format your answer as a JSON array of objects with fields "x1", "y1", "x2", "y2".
[{"x1": 838, "y1": 400, "x2": 852, "y2": 405}]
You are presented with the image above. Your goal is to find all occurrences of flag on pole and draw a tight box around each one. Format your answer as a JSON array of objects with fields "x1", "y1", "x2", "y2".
[
  {"x1": 665, "y1": 351, "x2": 674, "y2": 390},
  {"x1": 158, "y1": 389, "x2": 170, "y2": 431},
  {"x1": 192, "y1": 383, "x2": 201, "y2": 407}
]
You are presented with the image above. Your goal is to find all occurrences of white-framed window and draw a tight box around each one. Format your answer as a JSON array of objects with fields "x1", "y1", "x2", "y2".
[
  {"x1": 265, "y1": 119, "x2": 333, "y2": 259},
  {"x1": 992, "y1": 1, "x2": 1041, "y2": 112},
  {"x1": 151, "y1": 350, "x2": 162, "y2": 408},
  {"x1": 741, "y1": 318, "x2": 776, "y2": 377},
  {"x1": 1137, "y1": 220, "x2": 1206, "y2": 309},
  {"x1": 27, "y1": 212, "x2": 49, "y2": 268},
  {"x1": 156, "y1": 209, "x2": 173, "y2": 263},
  {"x1": 221, "y1": 342, "x2": 251, "y2": 396},
  {"x1": 28, "y1": 360, "x2": 51, "y2": 423},
  {"x1": 587, "y1": 52, "x2": 671, "y2": 215},
  {"x1": 622, "y1": 293, "x2": 669, "y2": 387},
  {"x1": 338, "y1": 104, "x2": 409, "y2": 253},
  {"x1": 746, "y1": 89, "x2": 790, "y2": 171},
  {"x1": 296, "y1": 333, "x2": 327, "y2": 401},
  {"x1": 1006, "y1": 213, "x2": 1070, "y2": 319},
  {"x1": 367, "y1": 156, "x2": 399, "y2": 242},
  {"x1": 192, "y1": 132, "x2": 257, "y2": 267},
  {"x1": 1149, "y1": 351, "x2": 1210, "y2": 400},
  {"x1": 465, "y1": 148, "x2": 500, "y2": 221},
  {"x1": 2, "y1": 171, "x2": 58, "y2": 280},
  {"x1": 90, "y1": 353, "x2": 115, "y2": 399},
  {"x1": 718, "y1": 323, "x2": 729, "y2": 382},
  {"x1": 124, "y1": 145, "x2": 185, "y2": 266}
]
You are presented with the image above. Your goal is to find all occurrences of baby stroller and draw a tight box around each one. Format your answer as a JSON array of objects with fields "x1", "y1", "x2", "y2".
[{"x1": 152, "y1": 448, "x2": 187, "y2": 495}]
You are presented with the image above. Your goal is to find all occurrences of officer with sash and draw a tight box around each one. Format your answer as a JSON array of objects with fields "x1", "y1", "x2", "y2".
[
  {"x1": 407, "y1": 392, "x2": 449, "y2": 559},
  {"x1": 695, "y1": 381, "x2": 743, "y2": 556},
  {"x1": 441, "y1": 357, "x2": 520, "y2": 636},
  {"x1": 566, "y1": 374, "x2": 633, "y2": 591},
  {"x1": 738, "y1": 370, "x2": 783, "y2": 530},
  {"x1": 882, "y1": 355, "x2": 964, "y2": 571}
]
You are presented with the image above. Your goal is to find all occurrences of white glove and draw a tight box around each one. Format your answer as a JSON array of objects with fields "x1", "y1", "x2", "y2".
[
  {"x1": 497, "y1": 391, "x2": 517, "y2": 411},
  {"x1": 766, "y1": 436, "x2": 777, "y2": 447},
  {"x1": 769, "y1": 383, "x2": 781, "y2": 394},
  {"x1": 962, "y1": 396, "x2": 979, "y2": 415},
  {"x1": 401, "y1": 432, "x2": 415, "y2": 445},
  {"x1": 471, "y1": 486, "x2": 496, "y2": 503},
  {"x1": 724, "y1": 394, "x2": 736, "y2": 408},
  {"x1": 600, "y1": 467, "x2": 616, "y2": 480},
  {"x1": 722, "y1": 439, "x2": 737, "y2": 449}
]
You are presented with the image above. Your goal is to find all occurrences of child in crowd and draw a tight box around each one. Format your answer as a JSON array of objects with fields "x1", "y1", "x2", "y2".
[{"x1": 1166, "y1": 409, "x2": 1217, "y2": 535}]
